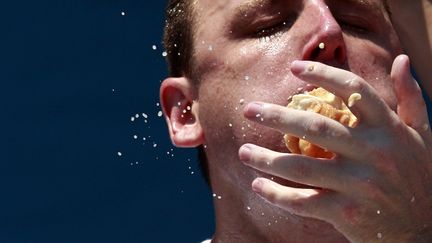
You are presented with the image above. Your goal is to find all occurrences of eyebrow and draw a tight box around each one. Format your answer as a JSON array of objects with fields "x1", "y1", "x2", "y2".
[
  {"x1": 229, "y1": 0, "x2": 285, "y2": 30},
  {"x1": 229, "y1": 0, "x2": 387, "y2": 31},
  {"x1": 234, "y1": 0, "x2": 272, "y2": 15},
  {"x1": 331, "y1": 0, "x2": 384, "y2": 11}
]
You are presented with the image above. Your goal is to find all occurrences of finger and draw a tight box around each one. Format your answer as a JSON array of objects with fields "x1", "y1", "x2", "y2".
[
  {"x1": 243, "y1": 102, "x2": 363, "y2": 158},
  {"x1": 392, "y1": 54, "x2": 430, "y2": 133},
  {"x1": 251, "y1": 177, "x2": 341, "y2": 223},
  {"x1": 239, "y1": 143, "x2": 348, "y2": 190},
  {"x1": 291, "y1": 60, "x2": 393, "y2": 126}
]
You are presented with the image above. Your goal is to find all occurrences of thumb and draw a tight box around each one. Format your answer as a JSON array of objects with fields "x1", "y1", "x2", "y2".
[{"x1": 392, "y1": 54, "x2": 430, "y2": 133}]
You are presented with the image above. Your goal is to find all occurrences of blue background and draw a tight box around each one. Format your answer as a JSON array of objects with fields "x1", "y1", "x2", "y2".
[{"x1": 1, "y1": 1, "x2": 214, "y2": 242}]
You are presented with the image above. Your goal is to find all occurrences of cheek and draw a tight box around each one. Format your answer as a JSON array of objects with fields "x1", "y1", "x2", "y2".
[
  {"x1": 197, "y1": 76, "x2": 291, "y2": 158},
  {"x1": 345, "y1": 41, "x2": 398, "y2": 109},
  {"x1": 194, "y1": 37, "x2": 309, "y2": 153}
]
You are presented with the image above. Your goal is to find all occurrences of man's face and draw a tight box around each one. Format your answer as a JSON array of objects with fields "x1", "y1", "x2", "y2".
[{"x1": 192, "y1": 0, "x2": 402, "y2": 224}]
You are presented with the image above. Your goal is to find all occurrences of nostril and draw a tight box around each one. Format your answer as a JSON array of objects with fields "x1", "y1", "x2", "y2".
[
  {"x1": 310, "y1": 47, "x2": 320, "y2": 60},
  {"x1": 334, "y1": 46, "x2": 344, "y2": 64}
]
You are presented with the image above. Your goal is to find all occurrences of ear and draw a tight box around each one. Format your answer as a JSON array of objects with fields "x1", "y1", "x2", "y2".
[{"x1": 160, "y1": 77, "x2": 205, "y2": 147}]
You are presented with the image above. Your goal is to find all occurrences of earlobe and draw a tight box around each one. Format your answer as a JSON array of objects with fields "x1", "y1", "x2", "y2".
[{"x1": 160, "y1": 77, "x2": 205, "y2": 148}]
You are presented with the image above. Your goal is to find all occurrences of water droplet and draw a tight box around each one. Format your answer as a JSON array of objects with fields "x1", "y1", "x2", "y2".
[
  {"x1": 244, "y1": 75, "x2": 250, "y2": 81},
  {"x1": 117, "y1": 152, "x2": 122, "y2": 156},
  {"x1": 228, "y1": 123, "x2": 233, "y2": 127},
  {"x1": 208, "y1": 45, "x2": 213, "y2": 51},
  {"x1": 135, "y1": 114, "x2": 139, "y2": 118},
  {"x1": 186, "y1": 105, "x2": 191, "y2": 111},
  {"x1": 217, "y1": 196, "x2": 222, "y2": 199},
  {"x1": 133, "y1": 135, "x2": 138, "y2": 139},
  {"x1": 377, "y1": 232, "x2": 382, "y2": 239},
  {"x1": 247, "y1": 206, "x2": 251, "y2": 210},
  {"x1": 156, "y1": 102, "x2": 160, "y2": 107},
  {"x1": 142, "y1": 113, "x2": 148, "y2": 119},
  {"x1": 153, "y1": 143, "x2": 157, "y2": 148},
  {"x1": 162, "y1": 51, "x2": 167, "y2": 57},
  {"x1": 152, "y1": 45, "x2": 157, "y2": 50},
  {"x1": 130, "y1": 117, "x2": 135, "y2": 122},
  {"x1": 157, "y1": 111, "x2": 163, "y2": 117},
  {"x1": 239, "y1": 99, "x2": 245, "y2": 105},
  {"x1": 213, "y1": 193, "x2": 216, "y2": 197},
  {"x1": 377, "y1": 210, "x2": 381, "y2": 215},
  {"x1": 121, "y1": 11, "x2": 126, "y2": 16},
  {"x1": 411, "y1": 196, "x2": 416, "y2": 203}
]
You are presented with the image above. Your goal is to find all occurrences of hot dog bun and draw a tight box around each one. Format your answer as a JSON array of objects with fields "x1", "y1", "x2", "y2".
[{"x1": 284, "y1": 87, "x2": 357, "y2": 158}]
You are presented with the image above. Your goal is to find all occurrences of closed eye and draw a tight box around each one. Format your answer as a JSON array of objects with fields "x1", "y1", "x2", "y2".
[
  {"x1": 253, "y1": 16, "x2": 296, "y2": 38},
  {"x1": 336, "y1": 16, "x2": 372, "y2": 34}
]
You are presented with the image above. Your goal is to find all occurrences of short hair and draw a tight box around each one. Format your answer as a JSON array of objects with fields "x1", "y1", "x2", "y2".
[
  {"x1": 163, "y1": 0, "x2": 211, "y2": 185},
  {"x1": 163, "y1": 0, "x2": 194, "y2": 78}
]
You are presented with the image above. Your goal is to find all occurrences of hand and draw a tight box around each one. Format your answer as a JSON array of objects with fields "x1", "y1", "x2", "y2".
[{"x1": 239, "y1": 55, "x2": 432, "y2": 242}]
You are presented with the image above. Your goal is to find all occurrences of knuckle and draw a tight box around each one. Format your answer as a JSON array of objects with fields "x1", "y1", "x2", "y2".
[
  {"x1": 264, "y1": 105, "x2": 284, "y2": 124},
  {"x1": 306, "y1": 118, "x2": 329, "y2": 136},
  {"x1": 346, "y1": 77, "x2": 365, "y2": 93},
  {"x1": 253, "y1": 151, "x2": 272, "y2": 169},
  {"x1": 292, "y1": 161, "x2": 311, "y2": 178},
  {"x1": 265, "y1": 190, "x2": 281, "y2": 204}
]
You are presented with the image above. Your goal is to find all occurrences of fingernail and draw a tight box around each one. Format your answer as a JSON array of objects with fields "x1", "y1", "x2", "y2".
[
  {"x1": 252, "y1": 178, "x2": 264, "y2": 193},
  {"x1": 244, "y1": 102, "x2": 263, "y2": 119},
  {"x1": 291, "y1": 60, "x2": 310, "y2": 74},
  {"x1": 239, "y1": 144, "x2": 252, "y2": 163}
]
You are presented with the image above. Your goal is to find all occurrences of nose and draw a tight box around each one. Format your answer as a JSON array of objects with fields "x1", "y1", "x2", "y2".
[{"x1": 301, "y1": 1, "x2": 347, "y2": 65}]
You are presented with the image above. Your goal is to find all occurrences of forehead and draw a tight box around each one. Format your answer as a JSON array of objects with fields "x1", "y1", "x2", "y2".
[{"x1": 193, "y1": 0, "x2": 387, "y2": 19}]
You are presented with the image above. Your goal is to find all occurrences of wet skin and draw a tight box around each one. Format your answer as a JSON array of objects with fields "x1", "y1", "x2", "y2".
[{"x1": 161, "y1": 0, "x2": 432, "y2": 242}]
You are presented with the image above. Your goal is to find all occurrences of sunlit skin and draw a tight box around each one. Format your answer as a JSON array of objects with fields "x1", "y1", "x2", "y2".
[
  {"x1": 386, "y1": 0, "x2": 432, "y2": 98},
  {"x1": 160, "y1": 0, "x2": 432, "y2": 242}
]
